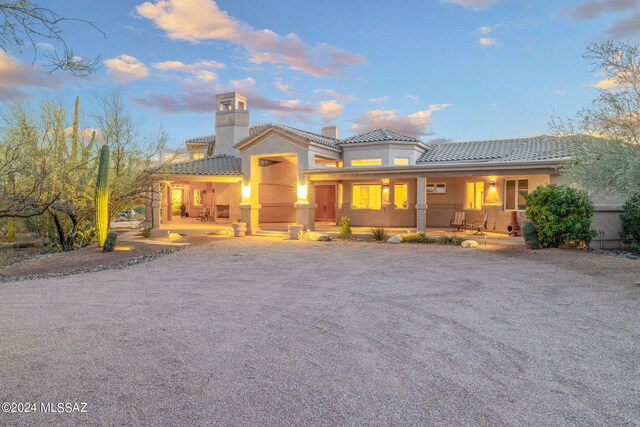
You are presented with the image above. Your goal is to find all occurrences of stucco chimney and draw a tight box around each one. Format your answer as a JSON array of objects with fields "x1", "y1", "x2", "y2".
[
  {"x1": 321, "y1": 126, "x2": 339, "y2": 139},
  {"x1": 214, "y1": 92, "x2": 249, "y2": 156}
]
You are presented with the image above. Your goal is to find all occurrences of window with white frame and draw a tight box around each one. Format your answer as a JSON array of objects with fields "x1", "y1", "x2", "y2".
[
  {"x1": 351, "y1": 158, "x2": 382, "y2": 167},
  {"x1": 393, "y1": 157, "x2": 410, "y2": 165},
  {"x1": 193, "y1": 189, "x2": 203, "y2": 206},
  {"x1": 465, "y1": 181, "x2": 484, "y2": 210},
  {"x1": 426, "y1": 183, "x2": 446, "y2": 194},
  {"x1": 504, "y1": 179, "x2": 529, "y2": 210},
  {"x1": 352, "y1": 184, "x2": 382, "y2": 209}
]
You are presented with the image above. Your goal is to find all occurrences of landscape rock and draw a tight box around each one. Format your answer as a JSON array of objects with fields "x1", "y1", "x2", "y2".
[
  {"x1": 307, "y1": 232, "x2": 331, "y2": 242},
  {"x1": 461, "y1": 240, "x2": 478, "y2": 248},
  {"x1": 388, "y1": 235, "x2": 402, "y2": 244}
]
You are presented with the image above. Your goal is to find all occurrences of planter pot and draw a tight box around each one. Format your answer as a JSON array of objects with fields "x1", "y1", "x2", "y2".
[
  {"x1": 231, "y1": 222, "x2": 247, "y2": 237},
  {"x1": 288, "y1": 224, "x2": 304, "y2": 240}
]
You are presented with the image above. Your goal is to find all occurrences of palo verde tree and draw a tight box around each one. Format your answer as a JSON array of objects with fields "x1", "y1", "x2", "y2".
[{"x1": 551, "y1": 41, "x2": 640, "y2": 197}]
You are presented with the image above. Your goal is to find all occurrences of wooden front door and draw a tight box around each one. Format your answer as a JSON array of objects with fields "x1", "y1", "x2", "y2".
[{"x1": 315, "y1": 185, "x2": 336, "y2": 221}]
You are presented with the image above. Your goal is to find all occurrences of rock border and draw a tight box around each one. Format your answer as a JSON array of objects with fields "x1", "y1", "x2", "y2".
[{"x1": 0, "y1": 247, "x2": 185, "y2": 283}]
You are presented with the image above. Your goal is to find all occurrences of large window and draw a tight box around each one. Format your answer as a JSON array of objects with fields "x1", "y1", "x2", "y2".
[
  {"x1": 394, "y1": 184, "x2": 408, "y2": 209},
  {"x1": 351, "y1": 158, "x2": 382, "y2": 167},
  {"x1": 192, "y1": 153, "x2": 205, "y2": 160},
  {"x1": 393, "y1": 157, "x2": 409, "y2": 165},
  {"x1": 193, "y1": 189, "x2": 203, "y2": 206},
  {"x1": 352, "y1": 184, "x2": 382, "y2": 209},
  {"x1": 466, "y1": 181, "x2": 484, "y2": 210},
  {"x1": 505, "y1": 179, "x2": 529, "y2": 210}
]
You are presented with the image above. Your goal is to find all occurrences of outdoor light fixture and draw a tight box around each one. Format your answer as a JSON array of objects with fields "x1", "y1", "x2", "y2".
[
  {"x1": 241, "y1": 184, "x2": 251, "y2": 200},
  {"x1": 297, "y1": 183, "x2": 308, "y2": 201}
]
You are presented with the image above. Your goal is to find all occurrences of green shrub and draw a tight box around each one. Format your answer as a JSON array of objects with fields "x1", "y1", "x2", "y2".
[
  {"x1": 339, "y1": 216, "x2": 352, "y2": 236},
  {"x1": 370, "y1": 225, "x2": 389, "y2": 241},
  {"x1": 438, "y1": 234, "x2": 464, "y2": 246},
  {"x1": 525, "y1": 184, "x2": 597, "y2": 248},
  {"x1": 139, "y1": 225, "x2": 152, "y2": 238},
  {"x1": 103, "y1": 231, "x2": 118, "y2": 252},
  {"x1": 620, "y1": 193, "x2": 640, "y2": 253},
  {"x1": 401, "y1": 232, "x2": 439, "y2": 244}
]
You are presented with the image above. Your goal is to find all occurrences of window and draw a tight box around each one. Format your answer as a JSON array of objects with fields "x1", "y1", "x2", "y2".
[
  {"x1": 426, "y1": 183, "x2": 446, "y2": 194},
  {"x1": 351, "y1": 158, "x2": 382, "y2": 167},
  {"x1": 505, "y1": 179, "x2": 529, "y2": 210},
  {"x1": 393, "y1": 158, "x2": 409, "y2": 165},
  {"x1": 193, "y1": 189, "x2": 203, "y2": 206},
  {"x1": 394, "y1": 184, "x2": 408, "y2": 209},
  {"x1": 352, "y1": 184, "x2": 382, "y2": 209},
  {"x1": 192, "y1": 153, "x2": 205, "y2": 160},
  {"x1": 465, "y1": 181, "x2": 484, "y2": 210}
]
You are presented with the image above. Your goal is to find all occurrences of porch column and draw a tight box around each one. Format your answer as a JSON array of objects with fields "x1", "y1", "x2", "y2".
[
  {"x1": 416, "y1": 176, "x2": 426, "y2": 233},
  {"x1": 161, "y1": 184, "x2": 169, "y2": 224},
  {"x1": 167, "y1": 183, "x2": 172, "y2": 222},
  {"x1": 295, "y1": 180, "x2": 314, "y2": 231},
  {"x1": 151, "y1": 182, "x2": 161, "y2": 228},
  {"x1": 144, "y1": 186, "x2": 152, "y2": 224}
]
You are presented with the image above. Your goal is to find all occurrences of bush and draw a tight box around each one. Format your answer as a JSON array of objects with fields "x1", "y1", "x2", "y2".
[
  {"x1": 401, "y1": 232, "x2": 438, "y2": 244},
  {"x1": 339, "y1": 216, "x2": 352, "y2": 236},
  {"x1": 438, "y1": 234, "x2": 464, "y2": 246},
  {"x1": 620, "y1": 193, "x2": 640, "y2": 254},
  {"x1": 370, "y1": 225, "x2": 389, "y2": 241},
  {"x1": 525, "y1": 184, "x2": 597, "y2": 248},
  {"x1": 139, "y1": 225, "x2": 152, "y2": 238}
]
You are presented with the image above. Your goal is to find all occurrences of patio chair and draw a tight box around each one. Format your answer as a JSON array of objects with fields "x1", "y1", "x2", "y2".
[
  {"x1": 197, "y1": 207, "x2": 210, "y2": 221},
  {"x1": 449, "y1": 211, "x2": 466, "y2": 231},
  {"x1": 467, "y1": 213, "x2": 489, "y2": 235}
]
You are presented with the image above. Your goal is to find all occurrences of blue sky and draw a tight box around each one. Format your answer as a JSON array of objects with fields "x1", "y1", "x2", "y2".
[{"x1": 2, "y1": 0, "x2": 639, "y2": 148}]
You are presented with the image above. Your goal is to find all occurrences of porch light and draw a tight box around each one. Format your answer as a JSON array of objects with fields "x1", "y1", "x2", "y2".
[
  {"x1": 241, "y1": 184, "x2": 251, "y2": 201},
  {"x1": 297, "y1": 183, "x2": 308, "y2": 201},
  {"x1": 485, "y1": 178, "x2": 502, "y2": 206}
]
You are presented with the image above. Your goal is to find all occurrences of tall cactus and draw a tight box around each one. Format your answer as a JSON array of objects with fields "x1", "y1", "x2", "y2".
[
  {"x1": 71, "y1": 96, "x2": 80, "y2": 160},
  {"x1": 95, "y1": 144, "x2": 110, "y2": 247}
]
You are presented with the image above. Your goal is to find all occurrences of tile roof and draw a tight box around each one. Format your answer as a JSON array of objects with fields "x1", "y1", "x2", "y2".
[
  {"x1": 247, "y1": 122, "x2": 340, "y2": 149},
  {"x1": 161, "y1": 155, "x2": 241, "y2": 175},
  {"x1": 185, "y1": 135, "x2": 215, "y2": 145},
  {"x1": 417, "y1": 135, "x2": 581, "y2": 163},
  {"x1": 340, "y1": 128, "x2": 422, "y2": 145}
]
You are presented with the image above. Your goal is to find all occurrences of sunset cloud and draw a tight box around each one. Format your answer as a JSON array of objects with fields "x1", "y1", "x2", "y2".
[
  {"x1": 565, "y1": 0, "x2": 636, "y2": 20},
  {"x1": 368, "y1": 96, "x2": 388, "y2": 103},
  {"x1": 0, "y1": 51, "x2": 61, "y2": 100},
  {"x1": 313, "y1": 88, "x2": 356, "y2": 101},
  {"x1": 475, "y1": 25, "x2": 500, "y2": 47},
  {"x1": 136, "y1": 0, "x2": 366, "y2": 77},
  {"x1": 352, "y1": 104, "x2": 449, "y2": 137},
  {"x1": 318, "y1": 100, "x2": 344, "y2": 122},
  {"x1": 104, "y1": 54, "x2": 150, "y2": 82},
  {"x1": 479, "y1": 37, "x2": 498, "y2": 46}
]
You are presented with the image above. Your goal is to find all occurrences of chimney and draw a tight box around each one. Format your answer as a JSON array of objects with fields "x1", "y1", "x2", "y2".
[
  {"x1": 214, "y1": 92, "x2": 249, "y2": 156},
  {"x1": 321, "y1": 126, "x2": 339, "y2": 139}
]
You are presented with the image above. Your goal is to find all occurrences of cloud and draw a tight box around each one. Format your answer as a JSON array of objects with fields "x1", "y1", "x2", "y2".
[
  {"x1": 104, "y1": 54, "x2": 149, "y2": 82},
  {"x1": 313, "y1": 88, "x2": 356, "y2": 101},
  {"x1": 64, "y1": 127, "x2": 103, "y2": 141},
  {"x1": 136, "y1": 0, "x2": 366, "y2": 77},
  {"x1": 132, "y1": 77, "x2": 345, "y2": 122},
  {"x1": 352, "y1": 104, "x2": 449, "y2": 137},
  {"x1": 443, "y1": 0, "x2": 500, "y2": 10},
  {"x1": 606, "y1": 12, "x2": 640, "y2": 37},
  {"x1": 405, "y1": 94, "x2": 419, "y2": 102},
  {"x1": 0, "y1": 51, "x2": 61, "y2": 100},
  {"x1": 478, "y1": 37, "x2": 499, "y2": 46},
  {"x1": 368, "y1": 96, "x2": 388, "y2": 103},
  {"x1": 590, "y1": 72, "x2": 630, "y2": 89},
  {"x1": 476, "y1": 25, "x2": 493, "y2": 35},
  {"x1": 566, "y1": 0, "x2": 636, "y2": 20},
  {"x1": 153, "y1": 59, "x2": 224, "y2": 82},
  {"x1": 274, "y1": 80, "x2": 299, "y2": 97}
]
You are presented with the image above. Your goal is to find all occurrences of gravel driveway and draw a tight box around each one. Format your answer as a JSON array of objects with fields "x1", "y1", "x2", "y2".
[{"x1": 1, "y1": 238, "x2": 638, "y2": 426}]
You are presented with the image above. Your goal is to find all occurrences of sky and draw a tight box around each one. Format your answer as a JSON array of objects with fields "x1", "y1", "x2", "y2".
[{"x1": 2, "y1": 0, "x2": 639, "y2": 148}]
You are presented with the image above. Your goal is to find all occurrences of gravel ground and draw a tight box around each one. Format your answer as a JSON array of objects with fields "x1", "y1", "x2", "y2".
[{"x1": 0, "y1": 237, "x2": 638, "y2": 426}]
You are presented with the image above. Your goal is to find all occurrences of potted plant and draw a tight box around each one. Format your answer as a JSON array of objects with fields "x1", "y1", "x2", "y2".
[
  {"x1": 288, "y1": 222, "x2": 304, "y2": 240},
  {"x1": 231, "y1": 218, "x2": 247, "y2": 237}
]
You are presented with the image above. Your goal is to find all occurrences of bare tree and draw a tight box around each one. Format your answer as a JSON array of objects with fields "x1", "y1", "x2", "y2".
[{"x1": 0, "y1": 0, "x2": 103, "y2": 76}]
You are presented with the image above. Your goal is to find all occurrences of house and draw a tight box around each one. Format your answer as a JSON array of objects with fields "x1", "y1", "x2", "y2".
[{"x1": 147, "y1": 91, "x2": 622, "y2": 247}]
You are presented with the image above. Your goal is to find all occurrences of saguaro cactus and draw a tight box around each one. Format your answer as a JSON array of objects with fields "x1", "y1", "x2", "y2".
[
  {"x1": 95, "y1": 144, "x2": 110, "y2": 247},
  {"x1": 71, "y1": 96, "x2": 80, "y2": 159}
]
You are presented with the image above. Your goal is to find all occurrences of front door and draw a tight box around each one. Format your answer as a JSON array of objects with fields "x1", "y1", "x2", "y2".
[{"x1": 315, "y1": 185, "x2": 336, "y2": 221}]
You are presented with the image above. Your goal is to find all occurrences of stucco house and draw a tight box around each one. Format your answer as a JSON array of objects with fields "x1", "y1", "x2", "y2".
[{"x1": 147, "y1": 92, "x2": 622, "y2": 247}]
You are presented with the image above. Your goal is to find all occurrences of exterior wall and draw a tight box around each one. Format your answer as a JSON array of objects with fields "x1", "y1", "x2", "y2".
[
  {"x1": 258, "y1": 157, "x2": 297, "y2": 223},
  {"x1": 342, "y1": 143, "x2": 425, "y2": 166},
  {"x1": 338, "y1": 178, "x2": 417, "y2": 227}
]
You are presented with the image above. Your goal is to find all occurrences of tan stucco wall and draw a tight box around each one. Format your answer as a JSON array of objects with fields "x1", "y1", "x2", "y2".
[{"x1": 258, "y1": 157, "x2": 297, "y2": 223}]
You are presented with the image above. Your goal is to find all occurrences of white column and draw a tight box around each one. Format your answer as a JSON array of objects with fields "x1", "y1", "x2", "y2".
[{"x1": 416, "y1": 176, "x2": 426, "y2": 233}]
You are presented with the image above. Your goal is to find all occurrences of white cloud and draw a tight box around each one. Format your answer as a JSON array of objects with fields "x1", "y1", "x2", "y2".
[
  {"x1": 318, "y1": 100, "x2": 344, "y2": 122},
  {"x1": 405, "y1": 94, "x2": 419, "y2": 102},
  {"x1": 352, "y1": 104, "x2": 449, "y2": 137},
  {"x1": 136, "y1": 0, "x2": 366, "y2": 77},
  {"x1": 590, "y1": 72, "x2": 628, "y2": 89},
  {"x1": 314, "y1": 88, "x2": 356, "y2": 101},
  {"x1": 443, "y1": 0, "x2": 500, "y2": 10},
  {"x1": 153, "y1": 59, "x2": 224, "y2": 82},
  {"x1": 368, "y1": 96, "x2": 388, "y2": 103},
  {"x1": 479, "y1": 37, "x2": 499, "y2": 46},
  {"x1": 274, "y1": 80, "x2": 299, "y2": 97},
  {"x1": 104, "y1": 54, "x2": 149, "y2": 82}
]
